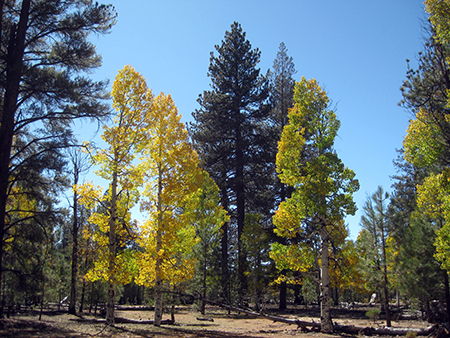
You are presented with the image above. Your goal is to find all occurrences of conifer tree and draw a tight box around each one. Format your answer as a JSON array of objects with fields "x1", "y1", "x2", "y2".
[
  {"x1": 400, "y1": 18, "x2": 450, "y2": 316},
  {"x1": 0, "y1": 1, "x2": 116, "y2": 315},
  {"x1": 358, "y1": 187, "x2": 392, "y2": 327},
  {"x1": 190, "y1": 22, "x2": 269, "y2": 302},
  {"x1": 268, "y1": 42, "x2": 297, "y2": 309}
]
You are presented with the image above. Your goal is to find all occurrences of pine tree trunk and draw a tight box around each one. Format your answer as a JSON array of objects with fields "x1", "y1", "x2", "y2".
[
  {"x1": 443, "y1": 271, "x2": 450, "y2": 320},
  {"x1": 220, "y1": 181, "x2": 230, "y2": 302},
  {"x1": 235, "y1": 124, "x2": 246, "y2": 304},
  {"x1": 0, "y1": 0, "x2": 31, "y2": 318},
  {"x1": 319, "y1": 225, "x2": 333, "y2": 333}
]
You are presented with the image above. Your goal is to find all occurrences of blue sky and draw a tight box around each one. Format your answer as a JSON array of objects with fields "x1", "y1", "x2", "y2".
[{"x1": 81, "y1": 0, "x2": 428, "y2": 240}]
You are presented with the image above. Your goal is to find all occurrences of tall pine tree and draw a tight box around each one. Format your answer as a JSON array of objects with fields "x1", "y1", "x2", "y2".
[
  {"x1": 190, "y1": 22, "x2": 269, "y2": 303},
  {"x1": 0, "y1": 1, "x2": 116, "y2": 316},
  {"x1": 268, "y1": 42, "x2": 297, "y2": 309}
]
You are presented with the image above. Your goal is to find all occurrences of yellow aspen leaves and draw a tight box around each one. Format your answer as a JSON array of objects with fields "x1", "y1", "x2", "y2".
[{"x1": 403, "y1": 108, "x2": 444, "y2": 167}]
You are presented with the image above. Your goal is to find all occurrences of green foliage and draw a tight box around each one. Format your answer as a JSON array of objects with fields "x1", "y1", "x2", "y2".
[
  {"x1": 0, "y1": 0, "x2": 116, "y2": 314},
  {"x1": 302, "y1": 277, "x2": 317, "y2": 307},
  {"x1": 365, "y1": 308, "x2": 381, "y2": 323},
  {"x1": 272, "y1": 77, "x2": 358, "y2": 332},
  {"x1": 242, "y1": 213, "x2": 271, "y2": 309},
  {"x1": 190, "y1": 21, "x2": 270, "y2": 301}
]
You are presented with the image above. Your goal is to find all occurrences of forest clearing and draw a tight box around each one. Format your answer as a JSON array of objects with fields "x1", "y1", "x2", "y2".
[
  {"x1": 2, "y1": 1, "x2": 450, "y2": 337},
  {"x1": 0, "y1": 304, "x2": 439, "y2": 338}
]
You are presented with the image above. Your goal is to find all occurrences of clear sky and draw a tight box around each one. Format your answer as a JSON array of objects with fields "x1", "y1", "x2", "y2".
[{"x1": 81, "y1": 0, "x2": 428, "y2": 240}]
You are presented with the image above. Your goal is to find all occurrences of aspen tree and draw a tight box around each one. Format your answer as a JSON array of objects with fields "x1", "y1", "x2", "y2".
[
  {"x1": 272, "y1": 77, "x2": 358, "y2": 333},
  {"x1": 75, "y1": 65, "x2": 152, "y2": 324},
  {"x1": 136, "y1": 93, "x2": 226, "y2": 326}
]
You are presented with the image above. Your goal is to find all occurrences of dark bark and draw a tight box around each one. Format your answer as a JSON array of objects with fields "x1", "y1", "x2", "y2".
[
  {"x1": 279, "y1": 279, "x2": 287, "y2": 310},
  {"x1": 79, "y1": 279, "x2": 86, "y2": 313},
  {"x1": 444, "y1": 271, "x2": 450, "y2": 320},
  {"x1": 235, "y1": 123, "x2": 246, "y2": 304},
  {"x1": 220, "y1": 182, "x2": 229, "y2": 302},
  {"x1": 0, "y1": 0, "x2": 31, "y2": 318}
]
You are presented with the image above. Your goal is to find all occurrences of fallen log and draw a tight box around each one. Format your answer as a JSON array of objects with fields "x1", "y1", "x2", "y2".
[
  {"x1": 70, "y1": 317, "x2": 173, "y2": 325},
  {"x1": 115, "y1": 305, "x2": 154, "y2": 311},
  {"x1": 333, "y1": 323, "x2": 436, "y2": 336},
  {"x1": 202, "y1": 299, "x2": 436, "y2": 336},
  {"x1": 196, "y1": 317, "x2": 214, "y2": 322},
  {"x1": 202, "y1": 300, "x2": 321, "y2": 330}
]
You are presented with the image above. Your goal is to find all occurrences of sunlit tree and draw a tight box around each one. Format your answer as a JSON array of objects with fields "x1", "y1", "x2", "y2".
[{"x1": 272, "y1": 77, "x2": 358, "y2": 333}]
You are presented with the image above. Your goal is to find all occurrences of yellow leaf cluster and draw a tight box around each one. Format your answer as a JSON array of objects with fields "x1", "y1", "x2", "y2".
[{"x1": 403, "y1": 109, "x2": 444, "y2": 167}]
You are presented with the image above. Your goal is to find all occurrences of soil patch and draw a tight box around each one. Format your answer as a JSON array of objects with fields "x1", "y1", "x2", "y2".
[{"x1": 0, "y1": 305, "x2": 432, "y2": 337}]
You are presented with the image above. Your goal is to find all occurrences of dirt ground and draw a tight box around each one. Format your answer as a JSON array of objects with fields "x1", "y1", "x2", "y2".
[{"x1": 0, "y1": 305, "x2": 433, "y2": 338}]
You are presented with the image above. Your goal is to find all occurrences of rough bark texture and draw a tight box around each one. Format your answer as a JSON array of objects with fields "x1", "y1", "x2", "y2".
[{"x1": 0, "y1": 0, "x2": 31, "y2": 317}]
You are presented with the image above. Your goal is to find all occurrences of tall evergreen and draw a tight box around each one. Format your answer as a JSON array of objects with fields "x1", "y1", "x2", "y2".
[
  {"x1": 190, "y1": 22, "x2": 269, "y2": 303},
  {"x1": 358, "y1": 187, "x2": 391, "y2": 327},
  {"x1": 389, "y1": 150, "x2": 445, "y2": 321},
  {"x1": 268, "y1": 42, "x2": 297, "y2": 141},
  {"x1": 400, "y1": 24, "x2": 450, "y2": 317},
  {"x1": 268, "y1": 42, "x2": 297, "y2": 309},
  {"x1": 0, "y1": 1, "x2": 116, "y2": 316}
]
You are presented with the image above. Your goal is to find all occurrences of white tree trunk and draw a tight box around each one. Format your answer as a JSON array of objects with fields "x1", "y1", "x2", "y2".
[
  {"x1": 106, "y1": 169, "x2": 118, "y2": 325},
  {"x1": 319, "y1": 224, "x2": 333, "y2": 333},
  {"x1": 154, "y1": 165, "x2": 163, "y2": 326}
]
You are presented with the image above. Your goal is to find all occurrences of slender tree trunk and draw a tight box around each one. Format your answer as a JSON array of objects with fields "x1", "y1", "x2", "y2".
[
  {"x1": 235, "y1": 125, "x2": 246, "y2": 304},
  {"x1": 443, "y1": 271, "x2": 450, "y2": 320},
  {"x1": 201, "y1": 256, "x2": 207, "y2": 315},
  {"x1": 79, "y1": 279, "x2": 86, "y2": 313},
  {"x1": 154, "y1": 166, "x2": 163, "y2": 326},
  {"x1": 380, "y1": 220, "x2": 391, "y2": 327},
  {"x1": 106, "y1": 169, "x2": 118, "y2": 324},
  {"x1": 0, "y1": 0, "x2": 31, "y2": 318},
  {"x1": 279, "y1": 279, "x2": 287, "y2": 310},
  {"x1": 220, "y1": 179, "x2": 230, "y2": 302},
  {"x1": 319, "y1": 224, "x2": 333, "y2": 333},
  {"x1": 69, "y1": 175, "x2": 79, "y2": 315},
  {"x1": 154, "y1": 261, "x2": 163, "y2": 326}
]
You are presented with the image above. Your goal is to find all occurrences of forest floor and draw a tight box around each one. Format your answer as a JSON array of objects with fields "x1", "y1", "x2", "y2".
[{"x1": 0, "y1": 305, "x2": 433, "y2": 338}]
